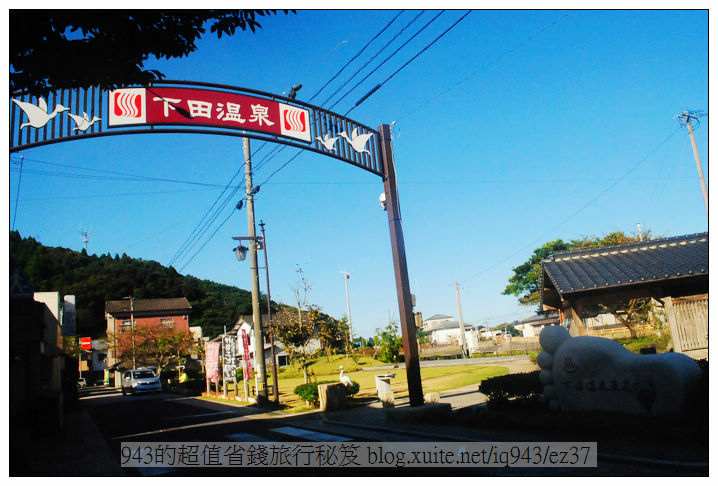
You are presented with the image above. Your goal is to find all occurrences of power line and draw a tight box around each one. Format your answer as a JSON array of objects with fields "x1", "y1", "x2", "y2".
[
  {"x1": 8, "y1": 156, "x2": 242, "y2": 188},
  {"x1": 328, "y1": 10, "x2": 446, "y2": 112},
  {"x1": 320, "y1": 11, "x2": 425, "y2": 108},
  {"x1": 396, "y1": 12, "x2": 571, "y2": 122},
  {"x1": 170, "y1": 14, "x2": 410, "y2": 270},
  {"x1": 458, "y1": 126, "x2": 683, "y2": 285},
  {"x1": 347, "y1": 10, "x2": 472, "y2": 115},
  {"x1": 249, "y1": 12, "x2": 455, "y2": 192},
  {"x1": 16, "y1": 187, "x2": 220, "y2": 201},
  {"x1": 167, "y1": 170, "x2": 245, "y2": 268},
  {"x1": 308, "y1": 10, "x2": 405, "y2": 104},
  {"x1": 12, "y1": 155, "x2": 24, "y2": 231}
]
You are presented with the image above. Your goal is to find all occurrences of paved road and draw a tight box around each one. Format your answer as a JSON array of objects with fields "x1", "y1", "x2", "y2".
[{"x1": 79, "y1": 385, "x2": 707, "y2": 477}]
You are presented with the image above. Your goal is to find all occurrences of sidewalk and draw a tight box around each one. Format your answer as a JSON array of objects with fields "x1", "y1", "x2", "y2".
[{"x1": 11, "y1": 402, "x2": 125, "y2": 477}]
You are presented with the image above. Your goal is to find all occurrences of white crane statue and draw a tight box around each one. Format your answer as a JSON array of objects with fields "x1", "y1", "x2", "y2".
[{"x1": 338, "y1": 366, "x2": 354, "y2": 386}]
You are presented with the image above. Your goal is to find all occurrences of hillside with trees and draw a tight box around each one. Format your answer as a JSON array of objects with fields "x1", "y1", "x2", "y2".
[{"x1": 9, "y1": 231, "x2": 272, "y2": 338}]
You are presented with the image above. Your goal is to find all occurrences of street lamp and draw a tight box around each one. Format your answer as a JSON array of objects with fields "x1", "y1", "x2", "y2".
[
  {"x1": 232, "y1": 233, "x2": 279, "y2": 403},
  {"x1": 233, "y1": 244, "x2": 249, "y2": 261},
  {"x1": 340, "y1": 270, "x2": 354, "y2": 348}
]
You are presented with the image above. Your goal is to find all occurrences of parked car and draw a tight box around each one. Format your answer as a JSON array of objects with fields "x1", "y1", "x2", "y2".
[
  {"x1": 77, "y1": 377, "x2": 87, "y2": 388},
  {"x1": 121, "y1": 368, "x2": 162, "y2": 396}
]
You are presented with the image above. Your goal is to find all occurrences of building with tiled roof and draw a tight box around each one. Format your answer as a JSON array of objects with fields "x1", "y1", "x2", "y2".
[
  {"x1": 540, "y1": 233, "x2": 707, "y2": 354},
  {"x1": 105, "y1": 297, "x2": 192, "y2": 314},
  {"x1": 105, "y1": 297, "x2": 193, "y2": 370}
]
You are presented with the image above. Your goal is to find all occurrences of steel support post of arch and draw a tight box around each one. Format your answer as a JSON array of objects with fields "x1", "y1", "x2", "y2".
[{"x1": 378, "y1": 123, "x2": 424, "y2": 407}]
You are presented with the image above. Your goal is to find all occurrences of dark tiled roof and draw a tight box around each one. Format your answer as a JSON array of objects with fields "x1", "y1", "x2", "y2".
[
  {"x1": 542, "y1": 233, "x2": 708, "y2": 295},
  {"x1": 424, "y1": 314, "x2": 453, "y2": 321},
  {"x1": 105, "y1": 297, "x2": 192, "y2": 314}
]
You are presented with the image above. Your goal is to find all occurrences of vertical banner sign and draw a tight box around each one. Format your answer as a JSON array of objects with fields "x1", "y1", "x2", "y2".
[
  {"x1": 241, "y1": 330, "x2": 252, "y2": 381},
  {"x1": 222, "y1": 334, "x2": 238, "y2": 382},
  {"x1": 205, "y1": 342, "x2": 221, "y2": 384}
]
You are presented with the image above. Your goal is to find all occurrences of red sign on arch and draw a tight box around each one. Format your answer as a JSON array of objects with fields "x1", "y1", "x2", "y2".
[{"x1": 108, "y1": 87, "x2": 312, "y2": 142}]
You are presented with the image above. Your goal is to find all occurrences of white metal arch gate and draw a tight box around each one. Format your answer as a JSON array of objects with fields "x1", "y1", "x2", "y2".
[{"x1": 10, "y1": 81, "x2": 425, "y2": 406}]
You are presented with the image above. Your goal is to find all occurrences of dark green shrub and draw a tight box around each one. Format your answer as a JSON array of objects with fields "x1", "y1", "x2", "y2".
[
  {"x1": 294, "y1": 380, "x2": 360, "y2": 405},
  {"x1": 294, "y1": 381, "x2": 332, "y2": 406},
  {"x1": 479, "y1": 371, "x2": 542, "y2": 404},
  {"x1": 343, "y1": 381, "x2": 360, "y2": 398}
]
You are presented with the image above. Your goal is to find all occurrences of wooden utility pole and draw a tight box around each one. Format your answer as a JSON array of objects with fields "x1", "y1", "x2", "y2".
[
  {"x1": 259, "y1": 221, "x2": 280, "y2": 404},
  {"x1": 243, "y1": 137, "x2": 268, "y2": 403},
  {"x1": 454, "y1": 281, "x2": 469, "y2": 358},
  {"x1": 676, "y1": 111, "x2": 708, "y2": 215}
]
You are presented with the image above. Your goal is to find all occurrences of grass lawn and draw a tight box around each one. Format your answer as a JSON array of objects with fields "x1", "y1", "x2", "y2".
[
  {"x1": 272, "y1": 357, "x2": 509, "y2": 409},
  {"x1": 200, "y1": 354, "x2": 509, "y2": 411}
]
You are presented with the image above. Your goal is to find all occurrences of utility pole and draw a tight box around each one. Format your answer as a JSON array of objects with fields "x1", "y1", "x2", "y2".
[
  {"x1": 243, "y1": 137, "x2": 268, "y2": 403},
  {"x1": 340, "y1": 270, "x2": 354, "y2": 347},
  {"x1": 454, "y1": 281, "x2": 469, "y2": 358},
  {"x1": 259, "y1": 220, "x2": 280, "y2": 404},
  {"x1": 123, "y1": 296, "x2": 137, "y2": 369},
  {"x1": 676, "y1": 111, "x2": 708, "y2": 215}
]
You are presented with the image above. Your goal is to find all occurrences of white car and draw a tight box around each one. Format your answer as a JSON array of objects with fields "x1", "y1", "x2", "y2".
[
  {"x1": 77, "y1": 377, "x2": 87, "y2": 388},
  {"x1": 121, "y1": 368, "x2": 162, "y2": 395}
]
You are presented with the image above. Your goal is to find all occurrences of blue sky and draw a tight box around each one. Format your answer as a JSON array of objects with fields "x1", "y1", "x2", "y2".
[{"x1": 7, "y1": 10, "x2": 708, "y2": 339}]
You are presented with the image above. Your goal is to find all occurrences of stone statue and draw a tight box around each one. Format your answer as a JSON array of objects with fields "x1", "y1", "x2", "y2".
[{"x1": 538, "y1": 325, "x2": 701, "y2": 415}]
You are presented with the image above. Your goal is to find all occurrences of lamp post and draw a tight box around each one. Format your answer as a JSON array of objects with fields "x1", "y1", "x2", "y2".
[
  {"x1": 340, "y1": 270, "x2": 354, "y2": 348},
  {"x1": 259, "y1": 221, "x2": 280, "y2": 404}
]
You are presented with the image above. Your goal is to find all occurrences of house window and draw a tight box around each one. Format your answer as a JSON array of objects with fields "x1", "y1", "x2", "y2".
[
  {"x1": 160, "y1": 318, "x2": 175, "y2": 329},
  {"x1": 121, "y1": 320, "x2": 132, "y2": 332}
]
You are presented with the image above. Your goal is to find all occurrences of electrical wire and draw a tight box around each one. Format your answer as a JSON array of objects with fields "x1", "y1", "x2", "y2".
[
  {"x1": 396, "y1": 12, "x2": 570, "y2": 122},
  {"x1": 319, "y1": 11, "x2": 425, "y2": 108},
  {"x1": 308, "y1": 10, "x2": 405, "y2": 104},
  {"x1": 12, "y1": 156, "x2": 24, "y2": 231},
  {"x1": 167, "y1": 170, "x2": 245, "y2": 268},
  {"x1": 458, "y1": 126, "x2": 683, "y2": 285},
  {"x1": 328, "y1": 10, "x2": 446, "y2": 112},
  {"x1": 168, "y1": 13, "x2": 411, "y2": 270},
  {"x1": 347, "y1": 10, "x2": 472, "y2": 116}
]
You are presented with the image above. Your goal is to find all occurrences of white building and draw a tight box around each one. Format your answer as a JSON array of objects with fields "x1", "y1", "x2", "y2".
[
  {"x1": 422, "y1": 314, "x2": 475, "y2": 346},
  {"x1": 513, "y1": 313, "x2": 560, "y2": 337}
]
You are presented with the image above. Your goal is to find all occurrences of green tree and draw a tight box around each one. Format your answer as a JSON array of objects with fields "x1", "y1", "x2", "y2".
[
  {"x1": 9, "y1": 230, "x2": 258, "y2": 339},
  {"x1": 10, "y1": 10, "x2": 294, "y2": 96},
  {"x1": 503, "y1": 231, "x2": 653, "y2": 306},
  {"x1": 316, "y1": 313, "x2": 350, "y2": 359},
  {"x1": 268, "y1": 307, "x2": 317, "y2": 384},
  {"x1": 374, "y1": 321, "x2": 402, "y2": 363}
]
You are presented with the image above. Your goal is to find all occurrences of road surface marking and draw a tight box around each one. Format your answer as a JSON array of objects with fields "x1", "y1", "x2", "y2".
[
  {"x1": 165, "y1": 411, "x2": 235, "y2": 421},
  {"x1": 225, "y1": 432, "x2": 268, "y2": 442},
  {"x1": 270, "y1": 426, "x2": 352, "y2": 442},
  {"x1": 137, "y1": 466, "x2": 175, "y2": 476}
]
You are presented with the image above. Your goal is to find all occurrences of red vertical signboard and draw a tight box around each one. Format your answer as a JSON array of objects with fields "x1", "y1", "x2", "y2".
[
  {"x1": 205, "y1": 342, "x2": 221, "y2": 384},
  {"x1": 241, "y1": 329, "x2": 252, "y2": 381}
]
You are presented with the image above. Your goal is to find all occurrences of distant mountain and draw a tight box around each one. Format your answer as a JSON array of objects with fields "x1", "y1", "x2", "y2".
[{"x1": 9, "y1": 231, "x2": 277, "y2": 339}]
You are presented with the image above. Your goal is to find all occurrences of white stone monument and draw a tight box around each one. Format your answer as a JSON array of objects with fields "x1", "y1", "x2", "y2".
[{"x1": 538, "y1": 325, "x2": 701, "y2": 415}]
